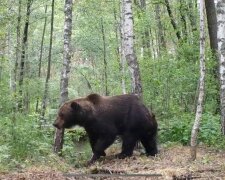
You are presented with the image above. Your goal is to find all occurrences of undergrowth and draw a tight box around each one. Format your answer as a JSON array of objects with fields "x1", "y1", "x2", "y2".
[{"x1": 1, "y1": 111, "x2": 225, "y2": 173}]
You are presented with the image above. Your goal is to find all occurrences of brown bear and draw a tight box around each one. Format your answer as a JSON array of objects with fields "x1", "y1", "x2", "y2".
[{"x1": 53, "y1": 93, "x2": 158, "y2": 163}]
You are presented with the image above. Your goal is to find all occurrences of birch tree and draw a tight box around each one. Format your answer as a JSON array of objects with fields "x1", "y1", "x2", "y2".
[
  {"x1": 217, "y1": 0, "x2": 225, "y2": 135},
  {"x1": 121, "y1": 0, "x2": 142, "y2": 97},
  {"x1": 54, "y1": 0, "x2": 73, "y2": 153},
  {"x1": 190, "y1": 0, "x2": 206, "y2": 161}
]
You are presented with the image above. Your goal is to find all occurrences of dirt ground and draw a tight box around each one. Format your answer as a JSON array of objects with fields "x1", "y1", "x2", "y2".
[{"x1": 0, "y1": 145, "x2": 225, "y2": 180}]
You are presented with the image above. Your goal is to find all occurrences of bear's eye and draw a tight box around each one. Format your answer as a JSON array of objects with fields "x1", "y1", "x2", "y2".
[{"x1": 79, "y1": 109, "x2": 86, "y2": 116}]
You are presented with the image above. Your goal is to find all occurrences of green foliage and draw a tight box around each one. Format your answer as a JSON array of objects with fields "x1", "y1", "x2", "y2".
[
  {"x1": 64, "y1": 127, "x2": 87, "y2": 142},
  {"x1": 0, "y1": 113, "x2": 53, "y2": 171},
  {"x1": 159, "y1": 113, "x2": 193, "y2": 145},
  {"x1": 199, "y1": 113, "x2": 225, "y2": 148},
  {"x1": 159, "y1": 112, "x2": 225, "y2": 149},
  {"x1": 62, "y1": 140, "x2": 91, "y2": 168},
  {"x1": 141, "y1": 50, "x2": 199, "y2": 116},
  {"x1": 62, "y1": 128, "x2": 91, "y2": 167},
  {"x1": 0, "y1": 111, "x2": 92, "y2": 172}
]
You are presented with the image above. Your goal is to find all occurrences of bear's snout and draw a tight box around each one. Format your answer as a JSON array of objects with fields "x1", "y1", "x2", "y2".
[
  {"x1": 53, "y1": 122, "x2": 59, "y2": 129},
  {"x1": 53, "y1": 121, "x2": 63, "y2": 129}
]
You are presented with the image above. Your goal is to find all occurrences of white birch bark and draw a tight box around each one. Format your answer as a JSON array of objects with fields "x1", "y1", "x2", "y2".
[
  {"x1": 217, "y1": 0, "x2": 225, "y2": 135},
  {"x1": 54, "y1": 0, "x2": 73, "y2": 153},
  {"x1": 122, "y1": 0, "x2": 142, "y2": 97},
  {"x1": 190, "y1": 0, "x2": 206, "y2": 160},
  {"x1": 60, "y1": 1, "x2": 73, "y2": 105}
]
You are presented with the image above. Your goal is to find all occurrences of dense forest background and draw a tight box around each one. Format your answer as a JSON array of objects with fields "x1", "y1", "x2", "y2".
[{"x1": 0, "y1": 0, "x2": 225, "y2": 172}]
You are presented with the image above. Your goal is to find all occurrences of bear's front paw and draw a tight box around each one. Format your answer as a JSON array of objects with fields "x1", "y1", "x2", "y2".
[
  {"x1": 115, "y1": 153, "x2": 129, "y2": 159},
  {"x1": 87, "y1": 154, "x2": 100, "y2": 165},
  {"x1": 146, "y1": 149, "x2": 158, "y2": 156},
  {"x1": 100, "y1": 151, "x2": 106, "y2": 156},
  {"x1": 87, "y1": 159, "x2": 95, "y2": 166}
]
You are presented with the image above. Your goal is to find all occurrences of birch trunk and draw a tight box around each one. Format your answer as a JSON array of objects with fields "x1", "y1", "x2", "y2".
[
  {"x1": 122, "y1": 0, "x2": 142, "y2": 97},
  {"x1": 217, "y1": 0, "x2": 225, "y2": 135},
  {"x1": 190, "y1": 0, "x2": 205, "y2": 161},
  {"x1": 54, "y1": 0, "x2": 73, "y2": 153}
]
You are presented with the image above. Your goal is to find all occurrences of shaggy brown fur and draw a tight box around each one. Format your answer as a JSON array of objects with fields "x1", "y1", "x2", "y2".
[{"x1": 53, "y1": 93, "x2": 158, "y2": 163}]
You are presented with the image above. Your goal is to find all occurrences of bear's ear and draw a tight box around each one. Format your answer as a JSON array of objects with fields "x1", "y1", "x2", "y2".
[{"x1": 71, "y1": 102, "x2": 81, "y2": 111}]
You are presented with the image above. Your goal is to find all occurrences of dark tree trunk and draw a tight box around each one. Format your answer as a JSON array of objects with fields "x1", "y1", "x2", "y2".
[
  {"x1": 101, "y1": 18, "x2": 108, "y2": 95},
  {"x1": 205, "y1": 0, "x2": 218, "y2": 54},
  {"x1": 187, "y1": 0, "x2": 197, "y2": 33},
  {"x1": 36, "y1": 5, "x2": 48, "y2": 113},
  {"x1": 179, "y1": 0, "x2": 187, "y2": 41},
  {"x1": 40, "y1": 0, "x2": 54, "y2": 123},
  {"x1": 114, "y1": 1, "x2": 126, "y2": 94},
  {"x1": 155, "y1": 4, "x2": 166, "y2": 55},
  {"x1": 134, "y1": 0, "x2": 151, "y2": 58},
  {"x1": 205, "y1": 0, "x2": 219, "y2": 114},
  {"x1": 18, "y1": 0, "x2": 32, "y2": 111},
  {"x1": 140, "y1": 0, "x2": 151, "y2": 57},
  {"x1": 164, "y1": 0, "x2": 181, "y2": 41},
  {"x1": 11, "y1": 0, "x2": 22, "y2": 114},
  {"x1": 14, "y1": 0, "x2": 22, "y2": 95}
]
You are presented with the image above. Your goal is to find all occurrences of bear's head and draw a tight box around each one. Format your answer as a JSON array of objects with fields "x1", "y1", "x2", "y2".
[{"x1": 53, "y1": 100, "x2": 92, "y2": 129}]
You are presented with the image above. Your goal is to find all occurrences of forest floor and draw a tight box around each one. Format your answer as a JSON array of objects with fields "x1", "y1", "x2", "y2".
[{"x1": 0, "y1": 144, "x2": 225, "y2": 180}]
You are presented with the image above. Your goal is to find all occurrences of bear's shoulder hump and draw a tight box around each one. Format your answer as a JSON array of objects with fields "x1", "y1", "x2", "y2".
[{"x1": 86, "y1": 93, "x2": 102, "y2": 104}]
